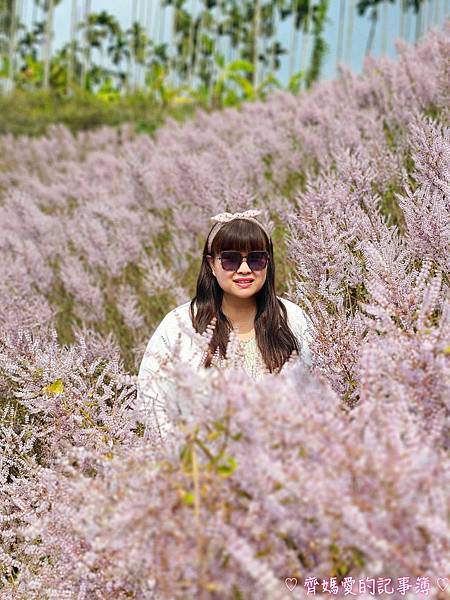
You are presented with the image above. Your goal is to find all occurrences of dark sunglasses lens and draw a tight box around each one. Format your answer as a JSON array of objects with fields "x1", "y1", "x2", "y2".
[
  {"x1": 248, "y1": 252, "x2": 268, "y2": 270},
  {"x1": 221, "y1": 252, "x2": 241, "y2": 271},
  {"x1": 220, "y1": 251, "x2": 268, "y2": 271}
]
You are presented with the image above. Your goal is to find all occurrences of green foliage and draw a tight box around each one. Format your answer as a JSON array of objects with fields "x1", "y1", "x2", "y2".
[
  {"x1": 287, "y1": 71, "x2": 304, "y2": 94},
  {"x1": 0, "y1": 87, "x2": 195, "y2": 137},
  {"x1": 0, "y1": 1, "x2": 335, "y2": 131},
  {"x1": 305, "y1": 0, "x2": 330, "y2": 89}
]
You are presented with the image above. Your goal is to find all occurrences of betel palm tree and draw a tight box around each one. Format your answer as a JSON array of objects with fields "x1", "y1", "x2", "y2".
[
  {"x1": 258, "y1": 1, "x2": 280, "y2": 79},
  {"x1": 41, "y1": 0, "x2": 65, "y2": 90},
  {"x1": 267, "y1": 2, "x2": 289, "y2": 77},
  {"x1": 336, "y1": 0, "x2": 345, "y2": 67},
  {"x1": 305, "y1": 0, "x2": 329, "y2": 89},
  {"x1": 158, "y1": 0, "x2": 165, "y2": 46},
  {"x1": 272, "y1": 0, "x2": 303, "y2": 82},
  {"x1": 345, "y1": 0, "x2": 355, "y2": 65},
  {"x1": 79, "y1": 0, "x2": 90, "y2": 88},
  {"x1": 4, "y1": 0, "x2": 18, "y2": 93},
  {"x1": 17, "y1": 15, "x2": 45, "y2": 59},
  {"x1": 201, "y1": 0, "x2": 223, "y2": 98},
  {"x1": 400, "y1": 0, "x2": 406, "y2": 38},
  {"x1": 159, "y1": 0, "x2": 185, "y2": 86},
  {"x1": 91, "y1": 12, "x2": 120, "y2": 71},
  {"x1": 67, "y1": 0, "x2": 77, "y2": 92},
  {"x1": 191, "y1": 5, "x2": 209, "y2": 87},
  {"x1": 381, "y1": 0, "x2": 388, "y2": 54},
  {"x1": 432, "y1": 0, "x2": 440, "y2": 28},
  {"x1": 222, "y1": 0, "x2": 241, "y2": 64},
  {"x1": 252, "y1": 0, "x2": 261, "y2": 86},
  {"x1": 397, "y1": 0, "x2": 427, "y2": 43},
  {"x1": 357, "y1": 0, "x2": 397, "y2": 56},
  {"x1": 127, "y1": 20, "x2": 148, "y2": 91},
  {"x1": 413, "y1": 0, "x2": 423, "y2": 41},
  {"x1": 129, "y1": 0, "x2": 137, "y2": 87},
  {"x1": 235, "y1": 0, "x2": 267, "y2": 85},
  {"x1": 81, "y1": 10, "x2": 112, "y2": 90},
  {"x1": 299, "y1": 0, "x2": 312, "y2": 84},
  {"x1": 106, "y1": 25, "x2": 130, "y2": 89},
  {"x1": 269, "y1": 0, "x2": 278, "y2": 73},
  {"x1": 187, "y1": 0, "x2": 196, "y2": 84}
]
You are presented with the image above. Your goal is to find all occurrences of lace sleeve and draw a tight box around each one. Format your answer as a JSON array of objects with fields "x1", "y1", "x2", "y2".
[
  {"x1": 135, "y1": 313, "x2": 177, "y2": 440},
  {"x1": 289, "y1": 304, "x2": 313, "y2": 368}
]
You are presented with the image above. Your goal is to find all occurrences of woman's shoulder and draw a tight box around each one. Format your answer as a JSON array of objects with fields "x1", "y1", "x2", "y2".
[
  {"x1": 158, "y1": 300, "x2": 195, "y2": 331},
  {"x1": 277, "y1": 296, "x2": 312, "y2": 366},
  {"x1": 276, "y1": 296, "x2": 310, "y2": 329},
  {"x1": 277, "y1": 295, "x2": 306, "y2": 315}
]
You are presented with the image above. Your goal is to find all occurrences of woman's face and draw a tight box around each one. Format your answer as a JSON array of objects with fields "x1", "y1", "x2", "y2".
[{"x1": 207, "y1": 249, "x2": 268, "y2": 298}]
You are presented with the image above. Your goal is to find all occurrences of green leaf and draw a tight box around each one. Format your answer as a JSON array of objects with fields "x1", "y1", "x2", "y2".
[
  {"x1": 42, "y1": 379, "x2": 64, "y2": 395},
  {"x1": 217, "y1": 455, "x2": 237, "y2": 477},
  {"x1": 227, "y1": 59, "x2": 254, "y2": 73},
  {"x1": 214, "y1": 52, "x2": 225, "y2": 68},
  {"x1": 180, "y1": 490, "x2": 194, "y2": 506}
]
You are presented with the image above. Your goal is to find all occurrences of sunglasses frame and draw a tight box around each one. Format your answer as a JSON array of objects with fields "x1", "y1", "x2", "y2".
[{"x1": 208, "y1": 250, "x2": 270, "y2": 272}]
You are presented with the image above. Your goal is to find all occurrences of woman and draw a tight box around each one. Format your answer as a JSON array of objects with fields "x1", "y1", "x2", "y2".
[{"x1": 136, "y1": 209, "x2": 312, "y2": 440}]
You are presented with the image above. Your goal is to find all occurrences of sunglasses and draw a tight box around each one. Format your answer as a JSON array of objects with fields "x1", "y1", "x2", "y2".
[{"x1": 213, "y1": 250, "x2": 269, "y2": 272}]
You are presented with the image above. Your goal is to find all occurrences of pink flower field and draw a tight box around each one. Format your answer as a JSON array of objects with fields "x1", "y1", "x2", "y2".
[{"x1": 0, "y1": 23, "x2": 449, "y2": 600}]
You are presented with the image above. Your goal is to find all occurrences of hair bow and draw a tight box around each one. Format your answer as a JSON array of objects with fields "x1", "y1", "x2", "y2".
[{"x1": 210, "y1": 209, "x2": 262, "y2": 223}]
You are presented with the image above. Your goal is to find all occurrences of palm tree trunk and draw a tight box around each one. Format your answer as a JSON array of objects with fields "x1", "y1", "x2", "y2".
[
  {"x1": 6, "y1": 0, "x2": 17, "y2": 94},
  {"x1": 138, "y1": 0, "x2": 145, "y2": 88},
  {"x1": 270, "y1": 2, "x2": 278, "y2": 73},
  {"x1": 400, "y1": 0, "x2": 405, "y2": 38},
  {"x1": 187, "y1": 0, "x2": 197, "y2": 85},
  {"x1": 80, "y1": 0, "x2": 91, "y2": 89},
  {"x1": 208, "y1": 2, "x2": 220, "y2": 102},
  {"x1": 43, "y1": 0, "x2": 55, "y2": 90},
  {"x1": 149, "y1": 0, "x2": 155, "y2": 43},
  {"x1": 288, "y1": 11, "x2": 298, "y2": 79},
  {"x1": 365, "y1": 7, "x2": 378, "y2": 56},
  {"x1": 433, "y1": 0, "x2": 440, "y2": 26},
  {"x1": 192, "y1": 10, "x2": 205, "y2": 87},
  {"x1": 345, "y1": 0, "x2": 354, "y2": 64},
  {"x1": 415, "y1": 1, "x2": 422, "y2": 43},
  {"x1": 130, "y1": 0, "x2": 137, "y2": 91},
  {"x1": 381, "y1": 0, "x2": 388, "y2": 55},
  {"x1": 146, "y1": 0, "x2": 155, "y2": 91},
  {"x1": 32, "y1": 0, "x2": 37, "y2": 26},
  {"x1": 170, "y1": 2, "x2": 177, "y2": 86},
  {"x1": 422, "y1": 0, "x2": 428, "y2": 33},
  {"x1": 18, "y1": 0, "x2": 25, "y2": 32},
  {"x1": 299, "y1": 3, "x2": 311, "y2": 83},
  {"x1": 336, "y1": 0, "x2": 345, "y2": 67},
  {"x1": 405, "y1": 1, "x2": 411, "y2": 40},
  {"x1": 252, "y1": 0, "x2": 261, "y2": 87},
  {"x1": 67, "y1": 0, "x2": 77, "y2": 94},
  {"x1": 158, "y1": 0, "x2": 165, "y2": 46}
]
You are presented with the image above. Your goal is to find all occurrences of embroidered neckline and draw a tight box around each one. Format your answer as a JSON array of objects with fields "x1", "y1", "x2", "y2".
[{"x1": 238, "y1": 336, "x2": 256, "y2": 344}]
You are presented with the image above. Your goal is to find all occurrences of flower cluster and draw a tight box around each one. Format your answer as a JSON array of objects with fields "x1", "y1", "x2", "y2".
[{"x1": 0, "y1": 23, "x2": 449, "y2": 600}]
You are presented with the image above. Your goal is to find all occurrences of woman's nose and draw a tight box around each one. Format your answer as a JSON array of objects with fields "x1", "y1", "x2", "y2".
[{"x1": 237, "y1": 258, "x2": 252, "y2": 273}]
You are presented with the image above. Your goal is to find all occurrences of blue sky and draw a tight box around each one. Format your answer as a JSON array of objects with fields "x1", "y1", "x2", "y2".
[{"x1": 22, "y1": 0, "x2": 449, "y2": 85}]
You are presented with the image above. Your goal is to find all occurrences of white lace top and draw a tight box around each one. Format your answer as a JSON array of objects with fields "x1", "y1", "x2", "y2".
[
  {"x1": 135, "y1": 296, "x2": 313, "y2": 440},
  {"x1": 210, "y1": 335, "x2": 268, "y2": 381}
]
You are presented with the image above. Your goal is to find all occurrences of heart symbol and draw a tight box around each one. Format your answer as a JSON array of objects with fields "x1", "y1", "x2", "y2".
[
  {"x1": 437, "y1": 578, "x2": 449, "y2": 591},
  {"x1": 285, "y1": 578, "x2": 297, "y2": 591}
]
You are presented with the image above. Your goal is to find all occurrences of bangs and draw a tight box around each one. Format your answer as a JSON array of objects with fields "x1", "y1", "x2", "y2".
[{"x1": 211, "y1": 219, "x2": 269, "y2": 254}]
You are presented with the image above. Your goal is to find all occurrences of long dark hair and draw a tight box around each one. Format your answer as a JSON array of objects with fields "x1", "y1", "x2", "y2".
[{"x1": 189, "y1": 218, "x2": 300, "y2": 374}]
